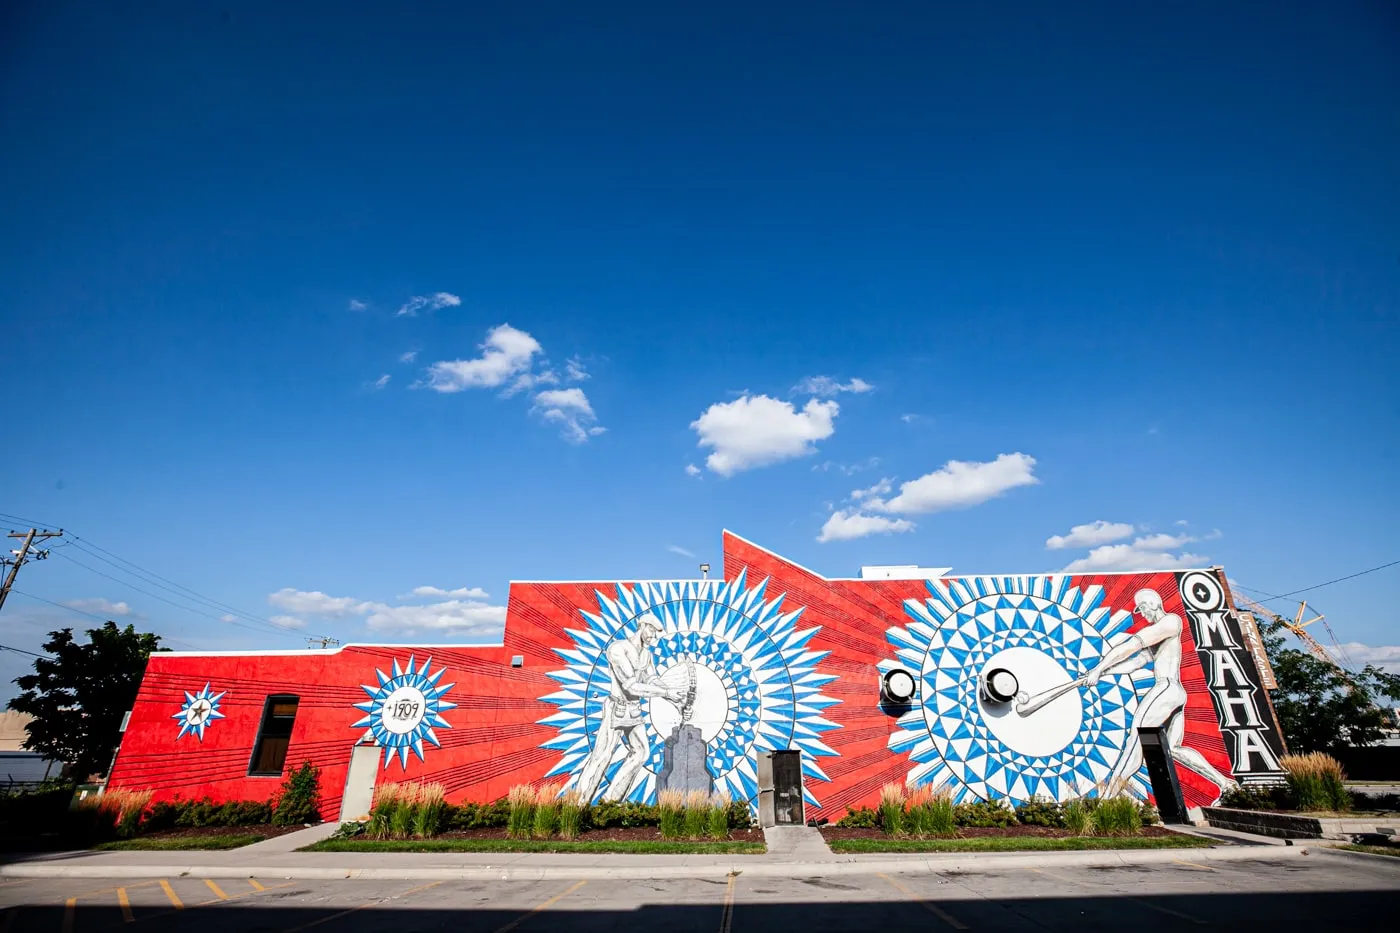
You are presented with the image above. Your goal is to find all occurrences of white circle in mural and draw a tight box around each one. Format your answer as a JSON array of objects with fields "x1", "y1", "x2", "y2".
[
  {"x1": 378, "y1": 685, "x2": 428, "y2": 736},
  {"x1": 648, "y1": 663, "x2": 729, "y2": 744},
  {"x1": 977, "y1": 647, "x2": 1082, "y2": 757},
  {"x1": 1179, "y1": 571, "x2": 1224, "y2": 612}
]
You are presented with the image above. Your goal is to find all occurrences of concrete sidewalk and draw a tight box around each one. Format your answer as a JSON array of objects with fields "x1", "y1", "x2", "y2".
[{"x1": 0, "y1": 823, "x2": 1324, "y2": 882}]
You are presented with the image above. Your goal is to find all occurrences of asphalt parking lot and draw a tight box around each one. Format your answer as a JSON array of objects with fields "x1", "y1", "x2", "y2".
[{"x1": 2, "y1": 852, "x2": 1396, "y2": 932}]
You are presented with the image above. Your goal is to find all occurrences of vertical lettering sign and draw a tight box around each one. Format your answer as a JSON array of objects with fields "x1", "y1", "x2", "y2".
[{"x1": 1177, "y1": 571, "x2": 1288, "y2": 784}]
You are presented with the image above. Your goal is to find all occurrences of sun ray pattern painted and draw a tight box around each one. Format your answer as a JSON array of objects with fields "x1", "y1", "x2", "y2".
[
  {"x1": 173, "y1": 682, "x2": 225, "y2": 741},
  {"x1": 352, "y1": 656, "x2": 457, "y2": 769},
  {"x1": 538, "y1": 571, "x2": 840, "y2": 807},
  {"x1": 881, "y1": 575, "x2": 1153, "y2": 804}
]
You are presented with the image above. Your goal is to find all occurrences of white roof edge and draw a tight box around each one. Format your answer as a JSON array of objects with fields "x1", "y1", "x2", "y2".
[{"x1": 156, "y1": 640, "x2": 506, "y2": 658}]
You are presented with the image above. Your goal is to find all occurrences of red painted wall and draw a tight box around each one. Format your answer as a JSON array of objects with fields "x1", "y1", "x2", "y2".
[{"x1": 108, "y1": 532, "x2": 1247, "y2": 818}]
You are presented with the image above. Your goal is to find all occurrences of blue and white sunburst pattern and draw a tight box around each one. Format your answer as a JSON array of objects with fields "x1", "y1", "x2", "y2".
[
  {"x1": 173, "y1": 682, "x2": 225, "y2": 741},
  {"x1": 352, "y1": 656, "x2": 457, "y2": 770},
  {"x1": 881, "y1": 575, "x2": 1153, "y2": 804},
  {"x1": 538, "y1": 571, "x2": 841, "y2": 807}
]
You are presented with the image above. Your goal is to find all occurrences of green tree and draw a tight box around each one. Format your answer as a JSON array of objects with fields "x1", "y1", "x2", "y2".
[
  {"x1": 8, "y1": 622, "x2": 163, "y2": 778},
  {"x1": 1260, "y1": 615, "x2": 1400, "y2": 753}
]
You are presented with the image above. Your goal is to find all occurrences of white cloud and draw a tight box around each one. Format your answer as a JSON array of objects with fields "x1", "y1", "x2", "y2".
[
  {"x1": 369, "y1": 373, "x2": 391, "y2": 390},
  {"x1": 851, "y1": 477, "x2": 893, "y2": 500},
  {"x1": 1174, "y1": 519, "x2": 1190, "y2": 527},
  {"x1": 405, "y1": 585, "x2": 490, "y2": 599},
  {"x1": 691, "y1": 394, "x2": 839, "y2": 476},
  {"x1": 348, "y1": 299, "x2": 368, "y2": 311},
  {"x1": 219, "y1": 614, "x2": 236, "y2": 623},
  {"x1": 1334, "y1": 643, "x2": 1400, "y2": 674},
  {"x1": 813, "y1": 457, "x2": 882, "y2": 475},
  {"x1": 817, "y1": 509, "x2": 916, "y2": 543},
  {"x1": 425, "y1": 324, "x2": 542, "y2": 392},
  {"x1": 1045, "y1": 520, "x2": 1136, "y2": 550},
  {"x1": 867, "y1": 453, "x2": 1039, "y2": 515},
  {"x1": 399, "y1": 350, "x2": 418, "y2": 364},
  {"x1": 684, "y1": 464, "x2": 701, "y2": 477},
  {"x1": 396, "y1": 291, "x2": 462, "y2": 317},
  {"x1": 266, "y1": 586, "x2": 505, "y2": 637},
  {"x1": 1132, "y1": 532, "x2": 1193, "y2": 550},
  {"x1": 1062, "y1": 539, "x2": 1209, "y2": 573},
  {"x1": 505, "y1": 369, "x2": 559, "y2": 397},
  {"x1": 900, "y1": 413, "x2": 920, "y2": 424},
  {"x1": 794, "y1": 375, "x2": 873, "y2": 397},
  {"x1": 565, "y1": 357, "x2": 590, "y2": 382},
  {"x1": 65, "y1": 598, "x2": 131, "y2": 617},
  {"x1": 532, "y1": 387, "x2": 604, "y2": 443},
  {"x1": 268, "y1": 588, "x2": 368, "y2": 617},
  {"x1": 667, "y1": 545, "x2": 696, "y2": 558}
]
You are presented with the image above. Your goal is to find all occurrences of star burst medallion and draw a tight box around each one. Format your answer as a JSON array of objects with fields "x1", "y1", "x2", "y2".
[
  {"x1": 352, "y1": 656, "x2": 457, "y2": 769},
  {"x1": 173, "y1": 682, "x2": 225, "y2": 741}
]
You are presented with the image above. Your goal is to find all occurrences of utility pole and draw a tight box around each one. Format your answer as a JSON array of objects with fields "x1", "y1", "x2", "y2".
[
  {"x1": 0, "y1": 528, "x2": 64, "y2": 615},
  {"x1": 306, "y1": 636, "x2": 341, "y2": 650}
]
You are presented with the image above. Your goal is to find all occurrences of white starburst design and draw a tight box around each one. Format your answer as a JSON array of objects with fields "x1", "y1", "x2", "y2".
[
  {"x1": 173, "y1": 682, "x2": 225, "y2": 741},
  {"x1": 352, "y1": 656, "x2": 457, "y2": 769},
  {"x1": 881, "y1": 575, "x2": 1153, "y2": 803},
  {"x1": 538, "y1": 572, "x2": 841, "y2": 806}
]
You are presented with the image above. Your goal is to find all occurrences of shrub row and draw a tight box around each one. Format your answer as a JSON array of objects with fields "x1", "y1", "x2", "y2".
[
  {"x1": 838, "y1": 783, "x2": 1158, "y2": 838},
  {"x1": 1218, "y1": 753, "x2": 1357, "y2": 814}
]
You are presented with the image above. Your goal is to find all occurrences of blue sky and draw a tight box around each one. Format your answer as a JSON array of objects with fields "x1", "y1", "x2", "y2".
[{"x1": 2, "y1": 1, "x2": 1397, "y2": 697}]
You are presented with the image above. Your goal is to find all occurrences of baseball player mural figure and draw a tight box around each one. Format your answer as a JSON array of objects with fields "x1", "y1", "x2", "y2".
[
  {"x1": 1083, "y1": 588, "x2": 1237, "y2": 793},
  {"x1": 575, "y1": 613, "x2": 687, "y2": 802}
]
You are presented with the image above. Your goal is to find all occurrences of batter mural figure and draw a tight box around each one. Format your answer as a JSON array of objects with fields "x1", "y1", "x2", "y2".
[
  {"x1": 1082, "y1": 588, "x2": 1238, "y2": 793},
  {"x1": 575, "y1": 613, "x2": 687, "y2": 802}
]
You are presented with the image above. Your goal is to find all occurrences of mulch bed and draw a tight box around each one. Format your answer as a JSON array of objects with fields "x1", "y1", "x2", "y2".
[
  {"x1": 137, "y1": 824, "x2": 303, "y2": 842},
  {"x1": 423, "y1": 826, "x2": 764, "y2": 843},
  {"x1": 819, "y1": 824, "x2": 1180, "y2": 841}
]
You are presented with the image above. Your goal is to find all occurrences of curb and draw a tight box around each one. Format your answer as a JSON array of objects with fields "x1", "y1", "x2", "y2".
[
  {"x1": 0, "y1": 844, "x2": 1312, "y2": 882},
  {"x1": 1308, "y1": 844, "x2": 1400, "y2": 867}
]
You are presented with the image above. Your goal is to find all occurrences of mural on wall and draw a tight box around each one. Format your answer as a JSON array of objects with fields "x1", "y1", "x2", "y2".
[
  {"x1": 173, "y1": 682, "x2": 226, "y2": 742},
  {"x1": 538, "y1": 572, "x2": 841, "y2": 805},
  {"x1": 352, "y1": 656, "x2": 457, "y2": 769},
  {"x1": 881, "y1": 574, "x2": 1237, "y2": 804}
]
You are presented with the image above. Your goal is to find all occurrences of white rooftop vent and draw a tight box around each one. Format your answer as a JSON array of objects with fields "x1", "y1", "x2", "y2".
[{"x1": 859, "y1": 565, "x2": 952, "y2": 581}]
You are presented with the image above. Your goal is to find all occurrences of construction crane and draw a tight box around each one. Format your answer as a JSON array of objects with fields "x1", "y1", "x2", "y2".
[{"x1": 1234, "y1": 593, "x2": 1348, "y2": 675}]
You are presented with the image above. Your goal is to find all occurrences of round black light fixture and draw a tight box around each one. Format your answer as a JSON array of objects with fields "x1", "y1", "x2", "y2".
[
  {"x1": 881, "y1": 668, "x2": 917, "y2": 704},
  {"x1": 980, "y1": 667, "x2": 1020, "y2": 704}
]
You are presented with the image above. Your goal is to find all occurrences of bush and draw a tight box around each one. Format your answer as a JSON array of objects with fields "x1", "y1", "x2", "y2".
[
  {"x1": 836, "y1": 806, "x2": 880, "y2": 829},
  {"x1": 707, "y1": 793, "x2": 731, "y2": 840},
  {"x1": 1090, "y1": 796, "x2": 1143, "y2": 836},
  {"x1": 412, "y1": 784, "x2": 445, "y2": 838},
  {"x1": 1015, "y1": 797, "x2": 1065, "y2": 828},
  {"x1": 1062, "y1": 798, "x2": 1091, "y2": 835},
  {"x1": 953, "y1": 799, "x2": 1015, "y2": 828},
  {"x1": 587, "y1": 800, "x2": 661, "y2": 829},
  {"x1": 533, "y1": 785, "x2": 561, "y2": 839},
  {"x1": 904, "y1": 784, "x2": 955, "y2": 838},
  {"x1": 658, "y1": 789, "x2": 684, "y2": 840},
  {"x1": 1282, "y1": 753, "x2": 1350, "y2": 813},
  {"x1": 444, "y1": 799, "x2": 510, "y2": 830},
  {"x1": 1220, "y1": 785, "x2": 1284, "y2": 811},
  {"x1": 1138, "y1": 801, "x2": 1160, "y2": 826},
  {"x1": 558, "y1": 790, "x2": 583, "y2": 840},
  {"x1": 682, "y1": 790, "x2": 710, "y2": 840},
  {"x1": 506, "y1": 785, "x2": 534, "y2": 839},
  {"x1": 879, "y1": 783, "x2": 905, "y2": 836},
  {"x1": 726, "y1": 798, "x2": 753, "y2": 829},
  {"x1": 272, "y1": 762, "x2": 322, "y2": 825}
]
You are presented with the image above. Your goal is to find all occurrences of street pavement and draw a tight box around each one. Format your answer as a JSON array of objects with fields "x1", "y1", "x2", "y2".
[{"x1": 1, "y1": 848, "x2": 1396, "y2": 932}]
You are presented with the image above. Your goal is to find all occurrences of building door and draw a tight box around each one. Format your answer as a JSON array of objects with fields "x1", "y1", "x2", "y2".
[
  {"x1": 1138, "y1": 729, "x2": 1187, "y2": 824},
  {"x1": 771, "y1": 750, "x2": 804, "y2": 825},
  {"x1": 338, "y1": 744, "x2": 381, "y2": 823}
]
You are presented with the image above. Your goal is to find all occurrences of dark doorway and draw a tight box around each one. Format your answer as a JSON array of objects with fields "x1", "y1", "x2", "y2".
[
  {"x1": 772, "y1": 750, "x2": 804, "y2": 825},
  {"x1": 1138, "y1": 728, "x2": 1187, "y2": 823}
]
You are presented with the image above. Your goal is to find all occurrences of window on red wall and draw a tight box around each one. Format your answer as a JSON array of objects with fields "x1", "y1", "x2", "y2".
[{"x1": 248, "y1": 696, "x2": 299, "y2": 776}]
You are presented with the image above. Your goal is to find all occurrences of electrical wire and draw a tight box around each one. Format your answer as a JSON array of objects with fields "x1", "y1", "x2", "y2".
[
  {"x1": 0, "y1": 643, "x2": 50, "y2": 659},
  {"x1": 1245, "y1": 558, "x2": 1400, "y2": 603}
]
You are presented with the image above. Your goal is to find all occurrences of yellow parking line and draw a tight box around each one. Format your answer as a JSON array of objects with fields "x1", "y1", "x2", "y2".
[
  {"x1": 159, "y1": 879, "x2": 185, "y2": 909},
  {"x1": 491, "y1": 880, "x2": 587, "y2": 933},
  {"x1": 204, "y1": 880, "x2": 229, "y2": 900},
  {"x1": 282, "y1": 880, "x2": 443, "y2": 933},
  {"x1": 248, "y1": 878, "x2": 266, "y2": 892},
  {"x1": 118, "y1": 886, "x2": 135, "y2": 922},
  {"x1": 878, "y1": 873, "x2": 969, "y2": 930},
  {"x1": 62, "y1": 897, "x2": 76, "y2": 933},
  {"x1": 719, "y1": 872, "x2": 737, "y2": 933},
  {"x1": 1172, "y1": 859, "x2": 1217, "y2": 872}
]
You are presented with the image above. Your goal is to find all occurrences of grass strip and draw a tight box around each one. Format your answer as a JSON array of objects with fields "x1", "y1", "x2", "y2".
[
  {"x1": 304, "y1": 838, "x2": 766, "y2": 854},
  {"x1": 826, "y1": 834, "x2": 1215, "y2": 853},
  {"x1": 93, "y1": 834, "x2": 265, "y2": 851},
  {"x1": 1336, "y1": 844, "x2": 1400, "y2": 859}
]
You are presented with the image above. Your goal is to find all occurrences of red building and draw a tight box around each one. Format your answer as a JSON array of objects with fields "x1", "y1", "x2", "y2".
[{"x1": 108, "y1": 532, "x2": 1286, "y2": 824}]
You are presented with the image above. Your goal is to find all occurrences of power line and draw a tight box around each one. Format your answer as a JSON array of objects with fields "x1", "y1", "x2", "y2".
[
  {"x1": 1245, "y1": 558, "x2": 1400, "y2": 604},
  {"x1": 7, "y1": 588, "x2": 201, "y2": 651},
  {"x1": 0, "y1": 642, "x2": 49, "y2": 659}
]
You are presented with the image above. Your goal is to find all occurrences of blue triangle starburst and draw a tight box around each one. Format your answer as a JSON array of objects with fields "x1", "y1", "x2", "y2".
[
  {"x1": 173, "y1": 682, "x2": 226, "y2": 742},
  {"x1": 352, "y1": 656, "x2": 457, "y2": 769}
]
